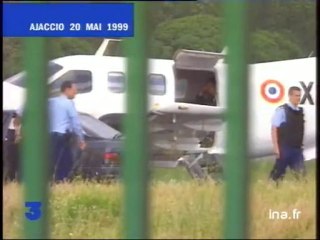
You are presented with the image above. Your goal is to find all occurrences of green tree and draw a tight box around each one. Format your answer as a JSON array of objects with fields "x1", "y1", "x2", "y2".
[
  {"x1": 249, "y1": 30, "x2": 303, "y2": 63},
  {"x1": 149, "y1": 15, "x2": 223, "y2": 59},
  {"x1": 3, "y1": 38, "x2": 102, "y2": 79},
  {"x1": 3, "y1": 1, "x2": 315, "y2": 79},
  {"x1": 3, "y1": 38, "x2": 23, "y2": 79},
  {"x1": 48, "y1": 38, "x2": 102, "y2": 59},
  {"x1": 248, "y1": 0, "x2": 315, "y2": 57},
  {"x1": 148, "y1": 2, "x2": 222, "y2": 35}
]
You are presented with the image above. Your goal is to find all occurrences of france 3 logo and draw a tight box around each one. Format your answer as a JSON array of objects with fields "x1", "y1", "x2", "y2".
[
  {"x1": 260, "y1": 79, "x2": 285, "y2": 104},
  {"x1": 25, "y1": 201, "x2": 42, "y2": 221}
]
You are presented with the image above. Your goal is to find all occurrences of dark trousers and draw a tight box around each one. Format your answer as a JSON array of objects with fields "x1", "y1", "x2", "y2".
[
  {"x1": 4, "y1": 129, "x2": 20, "y2": 181},
  {"x1": 269, "y1": 145, "x2": 305, "y2": 181},
  {"x1": 50, "y1": 132, "x2": 74, "y2": 182}
]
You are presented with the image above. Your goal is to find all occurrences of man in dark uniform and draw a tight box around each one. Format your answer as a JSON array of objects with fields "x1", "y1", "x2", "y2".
[
  {"x1": 195, "y1": 79, "x2": 217, "y2": 147},
  {"x1": 195, "y1": 79, "x2": 217, "y2": 106},
  {"x1": 269, "y1": 86, "x2": 306, "y2": 182}
]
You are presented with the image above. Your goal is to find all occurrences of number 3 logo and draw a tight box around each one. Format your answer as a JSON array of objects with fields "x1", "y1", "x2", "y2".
[{"x1": 25, "y1": 202, "x2": 42, "y2": 221}]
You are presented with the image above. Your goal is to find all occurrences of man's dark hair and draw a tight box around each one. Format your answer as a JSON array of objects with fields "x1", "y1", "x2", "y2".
[
  {"x1": 205, "y1": 77, "x2": 215, "y2": 86},
  {"x1": 60, "y1": 80, "x2": 74, "y2": 92},
  {"x1": 288, "y1": 86, "x2": 301, "y2": 95}
]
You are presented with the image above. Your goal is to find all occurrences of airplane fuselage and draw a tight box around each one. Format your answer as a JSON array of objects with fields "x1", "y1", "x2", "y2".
[{"x1": 3, "y1": 54, "x2": 316, "y2": 160}]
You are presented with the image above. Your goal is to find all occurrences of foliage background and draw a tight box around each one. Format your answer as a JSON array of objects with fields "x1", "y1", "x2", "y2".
[{"x1": 3, "y1": 0, "x2": 316, "y2": 78}]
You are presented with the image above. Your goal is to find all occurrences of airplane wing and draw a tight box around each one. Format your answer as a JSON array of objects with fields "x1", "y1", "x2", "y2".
[
  {"x1": 150, "y1": 103, "x2": 226, "y2": 132},
  {"x1": 151, "y1": 102, "x2": 225, "y2": 118},
  {"x1": 149, "y1": 103, "x2": 226, "y2": 154}
]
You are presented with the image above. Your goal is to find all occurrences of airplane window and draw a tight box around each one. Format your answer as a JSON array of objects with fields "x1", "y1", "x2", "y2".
[
  {"x1": 149, "y1": 74, "x2": 166, "y2": 96},
  {"x1": 49, "y1": 70, "x2": 92, "y2": 94},
  {"x1": 108, "y1": 72, "x2": 126, "y2": 93},
  {"x1": 5, "y1": 62, "x2": 63, "y2": 87}
]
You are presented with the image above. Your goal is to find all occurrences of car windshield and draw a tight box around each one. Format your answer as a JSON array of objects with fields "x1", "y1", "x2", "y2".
[
  {"x1": 79, "y1": 113, "x2": 121, "y2": 139},
  {"x1": 5, "y1": 61, "x2": 63, "y2": 87}
]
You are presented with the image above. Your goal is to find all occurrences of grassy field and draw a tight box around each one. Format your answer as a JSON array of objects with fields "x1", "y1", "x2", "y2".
[{"x1": 3, "y1": 159, "x2": 316, "y2": 239}]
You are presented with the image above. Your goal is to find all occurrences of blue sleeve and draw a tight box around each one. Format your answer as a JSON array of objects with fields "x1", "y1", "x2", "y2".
[
  {"x1": 67, "y1": 101, "x2": 84, "y2": 141},
  {"x1": 271, "y1": 107, "x2": 286, "y2": 127}
]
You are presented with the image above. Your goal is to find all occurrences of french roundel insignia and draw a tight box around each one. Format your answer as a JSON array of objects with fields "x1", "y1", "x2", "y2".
[{"x1": 260, "y1": 79, "x2": 285, "y2": 103}]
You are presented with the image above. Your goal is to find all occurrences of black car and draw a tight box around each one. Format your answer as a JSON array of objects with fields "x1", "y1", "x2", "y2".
[
  {"x1": 72, "y1": 113, "x2": 123, "y2": 181},
  {"x1": 3, "y1": 110, "x2": 123, "y2": 181}
]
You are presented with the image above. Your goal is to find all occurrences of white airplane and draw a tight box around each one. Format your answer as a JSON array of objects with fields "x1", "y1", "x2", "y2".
[{"x1": 3, "y1": 39, "x2": 316, "y2": 177}]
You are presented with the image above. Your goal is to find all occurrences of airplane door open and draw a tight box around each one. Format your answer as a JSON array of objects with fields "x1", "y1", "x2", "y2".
[
  {"x1": 172, "y1": 49, "x2": 225, "y2": 135},
  {"x1": 173, "y1": 49, "x2": 225, "y2": 106}
]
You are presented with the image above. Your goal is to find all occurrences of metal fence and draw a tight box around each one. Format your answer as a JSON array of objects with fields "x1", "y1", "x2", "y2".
[{"x1": 21, "y1": 1, "x2": 249, "y2": 239}]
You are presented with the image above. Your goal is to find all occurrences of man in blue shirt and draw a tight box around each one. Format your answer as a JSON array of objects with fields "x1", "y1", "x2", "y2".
[
  {"x1": 269, "y1": 86, "x2": 305, "y2": 182},
  {"x1": 49, "y1": 80, "x2": 86, "y2": 182}
]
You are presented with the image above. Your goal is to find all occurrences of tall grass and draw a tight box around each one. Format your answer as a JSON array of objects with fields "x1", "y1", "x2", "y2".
[{"x1": 3, "y1": 159, "x2": 315, "y2": 239}]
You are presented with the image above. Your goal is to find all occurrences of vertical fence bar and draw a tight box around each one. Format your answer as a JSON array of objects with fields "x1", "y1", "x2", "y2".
[
  {"x1": 224, "y1": 0, "x2": 249, "y2": 239},
  {"x1": 123, "y1": 2, "x2": 149, "y2": 239},
  {"x1": 22, "y1": 38, "x2": 49, "y2": 239}
]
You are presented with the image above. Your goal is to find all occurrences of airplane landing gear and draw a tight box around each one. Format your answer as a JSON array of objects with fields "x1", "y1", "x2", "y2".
[{"x1": 177, "y1": 153, "x2": 224, "y2": 182}]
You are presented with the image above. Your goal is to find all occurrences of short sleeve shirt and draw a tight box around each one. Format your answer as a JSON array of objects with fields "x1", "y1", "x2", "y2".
[{"x1": 271, "y1": 103, "x2": 301, "y2": 127}]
